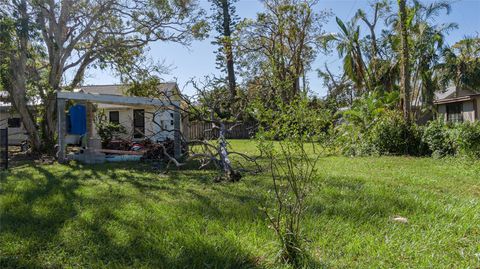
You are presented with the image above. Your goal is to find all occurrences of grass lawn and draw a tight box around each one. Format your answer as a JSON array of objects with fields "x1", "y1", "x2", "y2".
[{"x1": 0, "y1": 140, "x2": 479, "y2": 268}]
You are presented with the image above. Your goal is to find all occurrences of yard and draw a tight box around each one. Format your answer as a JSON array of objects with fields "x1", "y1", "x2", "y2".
[{"x1": 0, "y1": 140, "x2": 479, "y2": 268}]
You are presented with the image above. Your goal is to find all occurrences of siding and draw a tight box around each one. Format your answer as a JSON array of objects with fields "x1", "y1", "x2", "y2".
[
  {"x1": 462, "y1": 101, "x2": 475, "y2": 122},
  {"x1": 437, "y1": 104, "x2": 447, "y2": 121}
]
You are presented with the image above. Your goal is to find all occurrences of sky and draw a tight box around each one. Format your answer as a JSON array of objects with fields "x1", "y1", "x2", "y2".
[{"x1": 82, "y1": 0, "x2": 480, "y2": 97}]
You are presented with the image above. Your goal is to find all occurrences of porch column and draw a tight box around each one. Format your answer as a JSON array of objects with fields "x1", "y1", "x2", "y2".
[{"x1": 86, "y1": 102, "x2": 94, "y2": 143}]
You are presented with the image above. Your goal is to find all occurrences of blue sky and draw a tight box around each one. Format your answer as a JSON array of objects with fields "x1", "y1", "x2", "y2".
[{"x1": 82, "y1": 0, "x2": 480, "y2": 96}]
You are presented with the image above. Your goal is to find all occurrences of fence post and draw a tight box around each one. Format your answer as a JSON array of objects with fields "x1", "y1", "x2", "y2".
[{"x1": 0, "y1": 128, "x2": 7, "y2": 170}]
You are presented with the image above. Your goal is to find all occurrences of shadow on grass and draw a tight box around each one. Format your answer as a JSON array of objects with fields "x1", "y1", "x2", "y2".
[
  {"x1": 0, "y1": 164, "x2": 265, "y2": 268},
  {"x1": 0, "y1": 165, "x2": 80, "y2": 268},
  {"x1": 309, "y1": 175, "x2": 422, "y2": 223}
]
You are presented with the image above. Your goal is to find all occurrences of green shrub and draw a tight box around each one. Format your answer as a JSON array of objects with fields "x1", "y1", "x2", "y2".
[
  {"x1": 455, "y1": 121, "x2": 480, "y2": 158},
  {"x1": 422, "y1": 120, "x2": 456, "y2": 158},
  {"x1": 369, "y1": 111, "x2": 427, "y2": 156},
  {"x1": 422, "y1": 120, "x2": 480, "y2": 159},
  {"x1": 335, "y1": 110, "x2": 427, "y2": 156}
]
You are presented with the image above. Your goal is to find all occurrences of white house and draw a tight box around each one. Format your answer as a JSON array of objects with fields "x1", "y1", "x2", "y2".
[
  {"x1": 74, "y1": 83, "x2": 182, "y2": 143},
  {"x1": 0, "y1": 82, "x2": 182, "y2": 145}
]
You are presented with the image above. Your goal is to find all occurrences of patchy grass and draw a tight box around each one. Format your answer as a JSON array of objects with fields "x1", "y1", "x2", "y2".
[{"x1": 0, "y1": 140, "x2": 479, "y2": 268}]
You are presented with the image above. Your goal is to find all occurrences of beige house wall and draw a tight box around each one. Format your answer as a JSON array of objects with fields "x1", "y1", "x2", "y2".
[
  {"x1": 436, "y1": 98, "x2": 479, "y2": 123},
  {"x1": 97, "y1": 105, "x2": 176, "y2": 142},
  {"x1": 462, "y1": 101, "x2": 475, "y2": 122},
  {"x1": 437, "y1": 104, "x2": 447, "y2": 121}
]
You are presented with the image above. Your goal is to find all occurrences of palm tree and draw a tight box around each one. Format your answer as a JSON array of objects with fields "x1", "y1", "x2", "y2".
[
  {"x1": 409, "y1": 1, "x2": 457, "y2": 113},
  {"x1": 332, "y1": 17, "x2": 371, "y2": 95},
  {"x1": 439, "y1": 38, "x2": 480, "y2": 94}
]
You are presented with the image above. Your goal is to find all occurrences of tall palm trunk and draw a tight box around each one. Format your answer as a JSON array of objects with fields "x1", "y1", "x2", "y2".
[{"x1": 398, "y1": 0, "x2": 411, "y2": 123}]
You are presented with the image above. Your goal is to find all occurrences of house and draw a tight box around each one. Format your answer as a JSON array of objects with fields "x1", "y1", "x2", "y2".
[
  {"x1": 0, "y1": 82, "x2": 182, "y2": 145},
  {"x1": 0, "y1": 92, "x2": 33, "y2": 145},
  {"x1": 73, "y1": 83, "x2": 182, "y2": 143},
  {"x1": 434, "y1": 86, "x2": 480, "y2": 123}
]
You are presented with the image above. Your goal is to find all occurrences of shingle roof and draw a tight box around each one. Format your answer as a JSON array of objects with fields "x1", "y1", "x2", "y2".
[{"x1": 435, "y1": 86, "x2": 478, "y2": 100}]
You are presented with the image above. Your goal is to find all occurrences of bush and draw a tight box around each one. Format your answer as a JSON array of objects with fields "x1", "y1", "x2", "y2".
[
  {"x1": 422, "y1": 120, "x2": 455, "y2": 158},
  {"x1": 335, "y1": 110, "x2": 427, "y2": 156},
  {"x1": 422, "y1": 120, "x2": 480, "y2": 159},
  {"x1": 369, "y1": 111, "x2": 427, "y2": 156},
  {"x1": 255, "y1": 97, "x2": 321, "y2": 267},
  {"x1": 455, "y1": 121, "x2": 480, "y2": 158},
  {"x1": 335, "y1": 104, "x2": 480, "y2": 159}
]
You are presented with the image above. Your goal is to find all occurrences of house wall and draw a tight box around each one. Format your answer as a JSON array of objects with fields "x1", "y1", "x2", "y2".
[
  {"x1": 0, "y1": 111, "x2": 29, "y2": 145},
  {"x1": 437, "y1": 104, "x2": 447, "y2": 121},
  {"x1": 98, "y1": 106, "x2": 176, "y2": 142},
  {"x1": 436, "y1": 100, "x2": 478, "y2": 123},
  {"x1": 462, "y1": 101, "x2": 475, "y2": 122}
]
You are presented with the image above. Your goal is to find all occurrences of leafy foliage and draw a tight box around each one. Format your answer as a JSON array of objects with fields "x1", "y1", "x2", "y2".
[
  {"x1": 422, "y1": 120, "x2": 455, "y2": 158},
  {"x1": 95, "y1": 110, "x2": 126, "y2": 146},
  {"x1": 423, "y1": 120, "x2": 480, "y2": 159},
  {"x1": 256, "y1": 97, "x2": 322, "y2": 267},
  {"x1": 369, "y1": 111, "x2": 427, "y2": 156}
]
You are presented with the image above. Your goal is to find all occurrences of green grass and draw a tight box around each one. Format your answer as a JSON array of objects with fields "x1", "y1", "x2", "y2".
[{"x1": 1, "y1": 140, "x2": 479, "y2": 268}]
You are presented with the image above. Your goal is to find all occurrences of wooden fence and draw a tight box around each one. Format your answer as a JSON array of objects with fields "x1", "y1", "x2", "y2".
[{"x1": 183, "y1": 121, "x2": 256, "y2": 140}]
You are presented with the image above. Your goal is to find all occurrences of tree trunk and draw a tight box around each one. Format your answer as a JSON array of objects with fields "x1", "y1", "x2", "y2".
[
  {"x1": 8, "y1": 0, "x2": 43, "y2": 152},
  {"x1": 10, "y1": 84, "x2": 42, "y2": 151},
  {"x1": 217, "y1": 122, "x2": 241, "y2": 182},
  {"x1": 40, "y1": 96, "x2": 58, "y2": 151},
  {"x1": 221, "y1": 0, "x2": 236, "y2": 99},
  {"x1": 398, "y1": 0, "x2": 411, "y2": 122}
]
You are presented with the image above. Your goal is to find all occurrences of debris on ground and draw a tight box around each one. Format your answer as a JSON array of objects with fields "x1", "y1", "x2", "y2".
[{"x1": 391, "y1": 215, "x2": 408, "y2": 224}]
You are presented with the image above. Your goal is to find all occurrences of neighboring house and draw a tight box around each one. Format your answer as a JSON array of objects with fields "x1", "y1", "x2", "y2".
[
  {"x1": 0, "y1": 92, "x2": 31, "y2": 145},
  {"x1": 0, "y1": 83, "x2": 182, "y2": 145},
  {"x1": 434, "y1": 87, "x2": 480, "y2": 123},
  {"x1": 0, "y1": 105, "x2": 29, "y2": 145}
]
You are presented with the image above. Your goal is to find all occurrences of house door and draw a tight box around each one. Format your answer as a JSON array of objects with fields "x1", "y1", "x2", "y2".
[{"x1": 133, "y1": 109, "x2": 145, "y2": 139}]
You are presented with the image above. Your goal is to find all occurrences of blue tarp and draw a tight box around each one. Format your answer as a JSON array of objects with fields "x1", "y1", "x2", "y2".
[{"x1": 68, "y1": 104, "x2": 86, "y2": 135}]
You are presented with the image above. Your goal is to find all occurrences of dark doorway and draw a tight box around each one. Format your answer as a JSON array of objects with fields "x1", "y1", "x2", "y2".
[{"x1": 133, "y1": 109, "x2": 145, "y2": 139}]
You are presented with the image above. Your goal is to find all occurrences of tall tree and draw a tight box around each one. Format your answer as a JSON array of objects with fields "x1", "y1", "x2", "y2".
[
  {"x1": 397, "y1": 0, "x2": 411, "y2": 122},
  {"x1": 330, "y1": 17, "x2": 369, "y2": 94},
  {"x1": 237, "y1": 0, "x2": 329, "y2": 105},
  {"x1": 0, "y1": 1, "x2": 43, "y2": 150},
  {"x1": 0, "y1": 0, "x2": 206, "y2": 152},
  {"x1": 439, "y1": 37, "x2": 480, "y2": 94},
  {"x1": 210, "y1": 0, "x2": 238, "y2": 99},
  {"x1": 354, "y1": 0, "x2": 390, "y2": 89},
  {"x1": 408, "y1": 1, "x2": 456, "y2": 112}
]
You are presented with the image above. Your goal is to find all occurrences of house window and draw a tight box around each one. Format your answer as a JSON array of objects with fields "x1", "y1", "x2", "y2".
[
  {"x1": 109, "y1": 111, "x2": 120, "y2": 124},
  {"x1": 7, "y1": 118, "x2": 21, "y2": 128},
  {"x1": 133, "y1": 109, "x2": 145, "y2": 139},
  {"x1": 447, "y1": 103, "x2": 463, "y2": 123}
]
